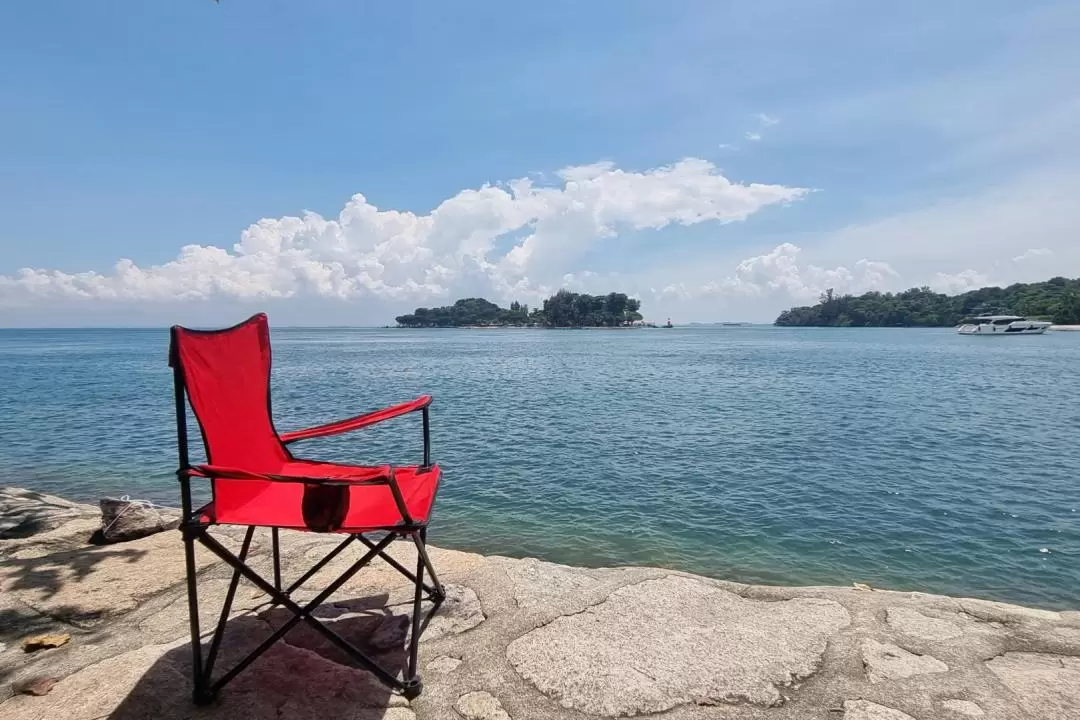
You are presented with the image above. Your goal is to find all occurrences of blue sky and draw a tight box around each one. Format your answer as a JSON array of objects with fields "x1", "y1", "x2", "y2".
[{"x1": 2, "y1": 1, "x2": 1078, "y2": 325}]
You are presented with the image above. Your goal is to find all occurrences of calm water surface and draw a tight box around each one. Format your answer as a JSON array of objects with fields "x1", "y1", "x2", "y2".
[{"x1": 1, "y1": 326, "x2": 1077, "y2": 608}]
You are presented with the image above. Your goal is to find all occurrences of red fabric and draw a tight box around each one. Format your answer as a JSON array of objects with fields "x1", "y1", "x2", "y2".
[
  {"x1": 173, "y1": 314, "x2": 291, "y2": 522},
  {"x1": 171, "y1": 313, "x2": 440, "y2": 531},
  {"x1": 173, "y1": 314, "x2": 285, "y2": 471},
  {"x1": 191, "y1": 461, "x2": 392, "y2": 483},
  {"x1": 280, "y1": 395, "x2": 432, "y2": 444},
  {"x1": 201, "y1": 464, "x2": 441, "y2": 530}
]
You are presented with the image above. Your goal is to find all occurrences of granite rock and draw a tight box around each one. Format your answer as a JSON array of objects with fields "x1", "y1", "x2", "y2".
[
  {"x1": 0, "y1": 526, "x2": 219, "y2": 626},
  {"x1": 454, "y1": 691, "x2": 512, "y2": 720},
  {"x1": 506, "y1": 574, "x2": 850, "y2": 715},
  {"x1": 861, "y1": 639, "x2": 948, "y2": 683},
  {"x1": 843, "y1": 699, "x2": 916, "y2": 720},
  {"x1": 940, "y1": 699, "x2": 985, "y2": 716},
  {"x1": 2, "y1": 487, "x2": 1078, "y2": 720},
  {"x1": 985, "y1": 651, "x2": 1080, "y2": 719},
  {"x1": 426, "y1": 655, "x2": 462, "y2": 673}
]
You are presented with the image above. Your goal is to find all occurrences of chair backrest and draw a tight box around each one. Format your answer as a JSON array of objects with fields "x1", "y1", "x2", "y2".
[{"x1": 169, "y1": 313, "x2": 289, "y2": 472}]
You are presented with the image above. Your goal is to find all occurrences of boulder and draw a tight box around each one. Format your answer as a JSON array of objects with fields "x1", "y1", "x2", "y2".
[{"x1": 98, "y1": 497, "x2": 179, "y2": 543}]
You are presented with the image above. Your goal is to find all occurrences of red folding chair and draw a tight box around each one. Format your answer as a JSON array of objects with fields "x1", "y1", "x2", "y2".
[{"x1": 168, "y1": 313, "x2": 444, "y2": 704}]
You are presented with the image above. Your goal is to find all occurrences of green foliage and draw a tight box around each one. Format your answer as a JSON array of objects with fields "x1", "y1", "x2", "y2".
[
  {"x1": 395, "y1": 291, "x2": 645, "y2": 328},
  {"x1": 774, "y1": 277, "x2": 1080, "y2": 327}
]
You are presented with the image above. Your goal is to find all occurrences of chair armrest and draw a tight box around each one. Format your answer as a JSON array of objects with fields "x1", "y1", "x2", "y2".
[
  {"x1": 280, "y1": 395, "x2": 433, "y2": 444},
  {"x1": 188, "y1": 464, "x2": 392, "y2": 486}
]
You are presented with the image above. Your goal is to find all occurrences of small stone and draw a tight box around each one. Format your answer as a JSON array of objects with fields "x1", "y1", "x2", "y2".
[
  {"x1": 14, "y1": 677, "x2": 58, "y2": 696},
  {"x1": 427, "y1": 655, "x2": 463, "y2": 673},
  {"x1": 21, "y1": 633, "x2": 70, "y2": 652},
  {"x1": 844, "y1": 699, "x2": 916, "y2": 719},
  {"x1": 861, "y1": 639, "x2": 947, "y2": 683},
  {"x1": 853, "y1": 582, "x2": 874, "y2": 592},
  {"x1": 98, "y1": 497, "x2": 179, "y2": 543},
  {"x1": 455, "y1": 691, "x2": 511, "y2": 720},
  {"x1": 941, "y1": 699, "x2": 985, "y2": 716}
]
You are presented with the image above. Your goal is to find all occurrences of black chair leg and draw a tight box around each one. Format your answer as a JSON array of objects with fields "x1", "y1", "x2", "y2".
[
  {"x1": 271, "y1": 527, "x2": 282, "y2": 591},
  {"x1": 183, "y1": 527, "x2": 211, "y2": 705}
]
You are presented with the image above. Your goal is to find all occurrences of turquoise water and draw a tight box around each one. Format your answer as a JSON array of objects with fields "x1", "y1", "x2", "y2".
[{"x1": 1, "y1": 326, "x2": 1077, "y2": 609}]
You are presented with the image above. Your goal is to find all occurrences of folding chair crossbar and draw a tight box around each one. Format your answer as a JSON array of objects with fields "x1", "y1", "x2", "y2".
[
  {"x1": 169, "y1": 314, "x2": 448, "y2": 705},
  {"x1": 186, "y1": 525, "x2": 444, "y2": 704},
  {"x1": 356, "y1": 533, "x2": 443, "y2": 597}
]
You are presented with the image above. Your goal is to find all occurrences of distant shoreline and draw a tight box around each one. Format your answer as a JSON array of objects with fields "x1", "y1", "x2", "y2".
[{"x1": 390, "y1": 324, "x2": 660, "y2": 330}]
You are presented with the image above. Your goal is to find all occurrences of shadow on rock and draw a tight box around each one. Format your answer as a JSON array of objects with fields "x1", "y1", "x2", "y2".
[
  {"x1": 0, "y1": 490, "x2": 84, "y2": 539},
  {"x1": 3, "y1": 546, "x2": 148, "y2": 601},
  {"x1": 107, "y1": 593, "x2": 411, "y2": 720}
]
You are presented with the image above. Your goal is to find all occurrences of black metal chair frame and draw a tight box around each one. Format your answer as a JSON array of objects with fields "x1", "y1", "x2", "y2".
[{"x1": 171, "y1": 353, "x2": 446, "y2": 705}]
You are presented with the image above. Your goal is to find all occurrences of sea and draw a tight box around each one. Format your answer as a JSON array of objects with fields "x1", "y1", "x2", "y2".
[{"x1": 1, "y1": 325, "x2": 1077, "y2": 609}]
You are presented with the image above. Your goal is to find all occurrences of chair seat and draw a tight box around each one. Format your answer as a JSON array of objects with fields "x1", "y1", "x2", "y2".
[{"x1": 205, "y1": 463, "x2": 442, "y2": 531}]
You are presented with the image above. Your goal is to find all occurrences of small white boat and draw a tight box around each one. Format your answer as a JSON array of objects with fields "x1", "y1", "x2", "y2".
[{"x1": 957, "y1": 315, "x2": 1051, "y2": 335}]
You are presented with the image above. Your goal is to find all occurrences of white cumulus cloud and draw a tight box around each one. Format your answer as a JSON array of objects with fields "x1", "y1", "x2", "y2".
[
  {"x1": 706, "y1": 243, "x2": 898, "y2": 300},
  {"x1": 0, "y1": 158, "x2": 808, "y2": 310},
  {"x1": 1013, "y1": 248, "x2": 1053, "y2": 262},
  {"x1": 644, "y1": 243, "x2": 898, "y2": 305},
  {"x1": 930, "y1": 269, "x2": 990, "y2": 294}
]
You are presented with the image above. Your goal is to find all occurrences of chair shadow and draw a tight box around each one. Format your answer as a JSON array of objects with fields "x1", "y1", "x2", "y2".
[{"x1": 108, "y1": 592, "x2": 414, "y2": 720}]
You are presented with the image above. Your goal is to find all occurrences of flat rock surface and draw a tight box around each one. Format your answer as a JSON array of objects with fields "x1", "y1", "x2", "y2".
[
  {"x1": 454, "y1": 691, "x2": 511, "y2": 720},
  {"x1": 985, "y1": 651, "x2": 1080, "y2": 719},
  {"x1": 2, "y1": 487, "x2": 1078, "y2": 720},
  {"x1": 885, "y1": 606, "x2": 1000, "y2": 642},
  {"x1": 0, "y1": 527, "x2": 220, "y2": 626},
  {"x1": 506, "y1": 574, "x2": 851, "y2": 715},
  {"x1": 941, "y1": 699, "x2": 985, "y2": 716},
  {"x1": 843, "y1": 699, "x2": 916, "y2": 720},
  {"x1": 861, "y1": 639, "x2": 948, "y2": 683}
]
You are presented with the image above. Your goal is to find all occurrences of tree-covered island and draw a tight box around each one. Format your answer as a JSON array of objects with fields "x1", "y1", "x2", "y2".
[
  {"x1": 395, "y1": 290, "x2": 644, "y2": 328},
  {"x1": 774, "y1": 277, "x2": 1080, "y2": 327}
]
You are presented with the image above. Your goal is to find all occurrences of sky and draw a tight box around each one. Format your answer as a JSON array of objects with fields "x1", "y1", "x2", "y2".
[{"x1": 1, "y1": 0, "x2": 1078, "y2": 326}]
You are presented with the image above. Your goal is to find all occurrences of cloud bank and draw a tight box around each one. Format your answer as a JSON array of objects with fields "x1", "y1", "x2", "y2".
[
  {"x1": 0, "y1": 159, "x2": 808, "y2": 311},
  {"x1": 641, "y1": 243, "x2": 899, "y2": 304},
  {"x1": 4, "y1": 157, "x2": 1077, "y2": 326}
]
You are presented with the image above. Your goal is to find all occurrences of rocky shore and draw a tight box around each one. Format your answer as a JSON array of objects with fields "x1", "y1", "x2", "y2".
[{"x1": 1, "y1": 487, "x2": 1078, "y2": 720}]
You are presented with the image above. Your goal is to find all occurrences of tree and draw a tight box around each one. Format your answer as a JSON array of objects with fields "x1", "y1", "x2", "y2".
[
  {"x1": 396, "y1": 290, "x2": 646, "y2": 328},
  {"x1": 603, "y1": 293, "x2": 628, "y2": 326},
  {"x1": 774, "y1": 277, "x2": 1080, "y2": 327}
]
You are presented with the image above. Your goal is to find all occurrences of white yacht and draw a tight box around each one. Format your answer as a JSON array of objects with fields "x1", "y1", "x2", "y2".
[{"x1": 957, "y1": 315, "x2": 1051, "y2": 335}]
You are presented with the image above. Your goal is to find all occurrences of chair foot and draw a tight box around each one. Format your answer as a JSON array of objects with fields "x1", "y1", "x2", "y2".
[
  {"x1": 193, "y1": 688, "x2": 217, "y2": 706},
  {"x1": 401, "y1": 678, "x2": 423, "y2": 701}
]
